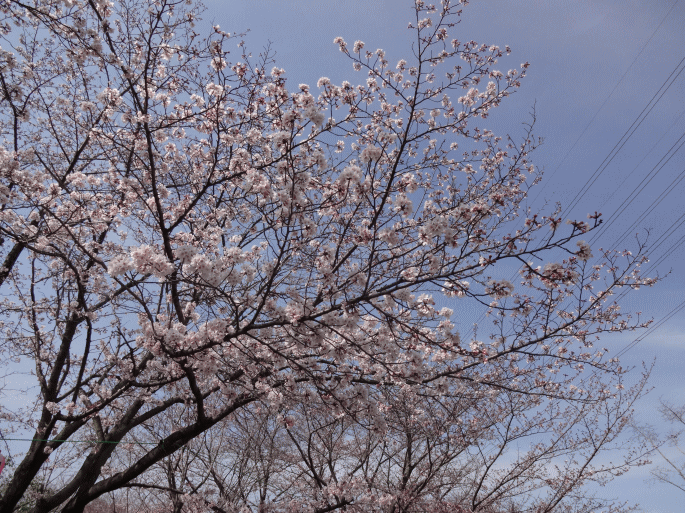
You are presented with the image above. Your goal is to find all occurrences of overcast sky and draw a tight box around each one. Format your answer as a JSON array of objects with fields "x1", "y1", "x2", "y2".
[{"x1": 205, "y1": 0, "x2": 685, "y2": 510}]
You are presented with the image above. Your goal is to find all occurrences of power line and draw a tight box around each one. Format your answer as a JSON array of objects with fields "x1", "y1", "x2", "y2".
[
  {"x1": 643, "y1": 227, "x2": 685, "y2": 271},
  {"x1": 471, "y1": 51, "x2": 685, "y2": 328},
  {"x1": 557, "y1": 54, "x2": 685, "y2": 223},
  {"x1": 587, "y1": 108, "x2": 685, "y2": 227},
  {"x1": 587, "y1": 122, "x2": 685, "y2": 246},
  {"x1": 473, "y1": 36, "x2": 685, "y2": 334},
  {"x1": 527, "y1": 0, "x2": 680, "y2": 209},
  {"x1": 614, "y1": 298, "x2": 685, "y2": 359},
  {"x1": 602, "y1": 164, "x2": 685, "y2": 252}
]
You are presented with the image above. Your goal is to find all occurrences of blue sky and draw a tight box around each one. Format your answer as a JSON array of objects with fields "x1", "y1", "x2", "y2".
[
  {"x1": 0, "y1": 0, "x2": 681, "y2": 510},
  {"x1": 204, "y1": 0, "x2": 685, "y2": 510}
]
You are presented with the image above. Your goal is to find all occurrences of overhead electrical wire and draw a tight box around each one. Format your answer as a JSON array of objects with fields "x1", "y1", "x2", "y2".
[
  {"x1": 641, "y1": 226, "x2": 685, "y2": 272},
  {"x1": 538, "y1": 187, "x2": 685, "y2": 367},
  {"x1": 587, "y1": 201, "x2": 685, "y2": 321},
  {"x1": 556, "y1": 55, "x2": 685, "y2": 223},
  {"x1": 604, "y1": 164, "x2": 685, "y2": 251},
  {"x1": 470, "y1": 72, "x2": 685, "y2": 372},
  {"x1": 587, "y1": 124, "x2": 685, "y2": 246},
  {"x1": 587, "y1": 108, "x2": 685, "y2": 220},
  {"x1": 533, "y1": 179, "x2": 685, "y2": 382},
  {"x1": 526, "y1": 0, "x2": 681, "y2": 209},
  {"x1": 614, "y1": 297, "x2": 685, "y2": 359},
  {"x1": 469, "y1": 0, "x2": 682, "y2": 463},
  {"x1": 469, "y1": 52, "x2": 685, "y2": 329}
]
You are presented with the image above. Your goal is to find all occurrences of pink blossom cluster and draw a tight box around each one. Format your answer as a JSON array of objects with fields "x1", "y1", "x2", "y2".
[{"x1": 0, "y1": 0, "x2": 659, "y2": 510}]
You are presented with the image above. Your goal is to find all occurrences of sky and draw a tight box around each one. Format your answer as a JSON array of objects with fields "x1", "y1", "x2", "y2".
[
  {"x1": 202, "y1": 0, "x2": 685, "y2": 511},
  {"x1": 0, "y1": 0, "x2": 682, "y2": 510}
]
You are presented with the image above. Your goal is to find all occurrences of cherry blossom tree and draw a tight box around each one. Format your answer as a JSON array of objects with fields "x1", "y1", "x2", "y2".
[
  {"x1": 0, "y1": 0, "x2": 658, "y2": 511},
  {"x1": 89, "y1": 374, "x2": 651, "y2": 513},
  {"x1": 633, "y1": 400, "x2": 685, "y2": 495}
]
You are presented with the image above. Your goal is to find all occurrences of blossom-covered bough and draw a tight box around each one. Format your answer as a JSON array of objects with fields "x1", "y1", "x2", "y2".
[{"x1": 0, "y1": 0, "x2": 658, "y2": 511}]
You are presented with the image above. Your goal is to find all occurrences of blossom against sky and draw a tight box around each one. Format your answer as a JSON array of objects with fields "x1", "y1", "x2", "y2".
[{"x1": 208, "y1": 1, "x2": 685, "y2": 510}]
